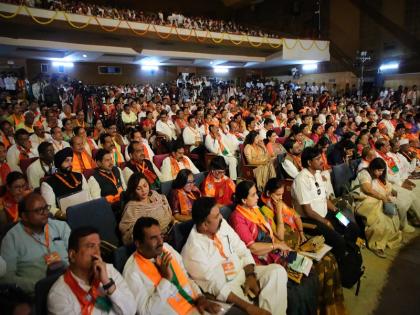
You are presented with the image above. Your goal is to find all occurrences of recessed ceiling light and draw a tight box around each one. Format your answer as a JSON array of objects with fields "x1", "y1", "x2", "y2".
[
  {"x1": 82, "y1": 54, "x2": 87, "y2": 58},
  {"x1": 210, "y1": 61, "x2": 213, "y2": 65}
]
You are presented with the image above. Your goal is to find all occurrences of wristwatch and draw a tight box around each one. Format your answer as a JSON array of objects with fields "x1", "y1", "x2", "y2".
[{"x1": 103, "y1": 278, "x2": 115, "y2": 291}]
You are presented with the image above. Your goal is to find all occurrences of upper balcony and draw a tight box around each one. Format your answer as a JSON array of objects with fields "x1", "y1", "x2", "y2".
[{"x1": 0, "y1": 2, "x2": 330, "y2": 68}]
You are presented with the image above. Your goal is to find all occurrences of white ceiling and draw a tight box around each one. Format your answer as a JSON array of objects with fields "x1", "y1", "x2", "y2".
[{"x1": 0, "y1": 37, "x2": 324, "y2": 69}]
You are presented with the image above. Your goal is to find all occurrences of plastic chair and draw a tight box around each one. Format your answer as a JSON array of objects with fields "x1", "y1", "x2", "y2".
[
  {"x1": 331, "y1": 163, "x2": 354, "y2": 197},
  {"x1": 112, "y1": 243, "x2": 136, "y2": 273},
  {"x1": 239, "y1": 144, "x2": 256, "y2": 180},
  {"x1": 66, "y1": 198, "x2": 119, "y2": 248},
  {"x1": 169, "y1": 220, "x2": 194, "y2": 253}
]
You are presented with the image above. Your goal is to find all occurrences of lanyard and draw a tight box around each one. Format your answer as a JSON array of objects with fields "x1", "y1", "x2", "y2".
[
  {"x1": 99, "y1": 170, "x2": 120, "y2": 188},
  {"x1": 55, "y1": 173, "x2": 81, "y2": 189},
  {"x1": 213, "y1": 235, "x2": 228, "y2": 259},
  {"x1": 23, "y1": 224, "x2": 51, "y2": 253}
]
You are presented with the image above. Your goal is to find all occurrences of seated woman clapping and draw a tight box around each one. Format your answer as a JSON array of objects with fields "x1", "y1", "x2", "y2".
[
  {"x1": 353, "y1": 157, "x2": 402, "y2": 258},
  {"x1": 119, "y1": 173, "x2": 174, "y2": 245},
  {"x1": 261, "y1": 178, "x2": 346, "y2": 315},
  {"x1": 169, "y1": 169, "x2": 201, "y2": 222}
]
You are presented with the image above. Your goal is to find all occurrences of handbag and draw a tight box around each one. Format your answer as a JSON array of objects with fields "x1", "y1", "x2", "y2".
[{"x1": 383, "y1": 202, "x2": 397, "y2": 216}]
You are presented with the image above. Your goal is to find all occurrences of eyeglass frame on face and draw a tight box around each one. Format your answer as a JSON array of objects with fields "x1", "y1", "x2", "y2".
[
  {"x1": 185, "y1": 180, "x2": 195, "y2": 185},
  {"x1": 24, "y1": 204, "x2": 51, "y2": 215}
]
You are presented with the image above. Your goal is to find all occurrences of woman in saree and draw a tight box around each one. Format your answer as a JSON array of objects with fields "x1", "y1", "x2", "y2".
[
  {"x1": 353, "y1": 157, "x2": 402, "y2": 258},
  {"x1": 265, "y1": 130, "x2": 286, "y2": 158},
  {"x1": 119, "y1": 173, "x2": 174, "y2": 245},
  {"x1": 261, "y1": 178, "x2": 346, "y2": 315},
  {"x1": 243, "y1": 131, "x2": 277, "y2": 191},
  {"x1": 230, "y1": 180, "x2": 320, "y2": 315}
]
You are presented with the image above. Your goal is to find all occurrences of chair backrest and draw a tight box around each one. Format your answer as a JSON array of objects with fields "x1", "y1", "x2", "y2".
[
  {"x1": 160, "y1": 180, "x2": 173, "y2": 198},
  {"x1": 331, "y1": 163, "x2": 353, "y2": 197},
  {"x1": 20, "y1": 157, "x2": 38, "y2": 175},
  {"x1": 220, "y1": 206, "x2": 233, "y2": 221},
  {"x1": 112, "y1": 243, "x2": 136, "y2": 273},
  {"x1": 34, "y1": 270, "x2": 65, "y2": 315},
  {"x1": 66, "y1": 198, "x2": 119, "y2": 246},
  {"x1": 193, "y1": 172, "x2": 206, "y2": 187},
  {"x1": 281, "y1": 179, "x2": 294, "y2": 207},
  {"x1": 169, "y1": 220, "x2": 194, "y2": 253},
  {"x1": 153, "y1": 154, "x2": 169, "y2": 170}
]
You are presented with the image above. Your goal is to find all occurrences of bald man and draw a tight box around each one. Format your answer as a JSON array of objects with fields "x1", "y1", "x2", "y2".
[
  {"x1": 70, "y1": 136, "x2": 96, "y2": 173},
  {"x1": 0, "y1": 192, "x2": 70, "y2": 294}
]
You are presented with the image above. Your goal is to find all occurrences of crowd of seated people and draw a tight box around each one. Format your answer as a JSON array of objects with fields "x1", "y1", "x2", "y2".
[
  {"x1": 3, "y1": 0, "x2": 281, "y2": 38},
  {"x1": 0, "y1": 72, "x2": 419, "y2": 314}
]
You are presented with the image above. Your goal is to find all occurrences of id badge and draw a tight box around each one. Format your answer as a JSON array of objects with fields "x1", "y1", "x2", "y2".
[
  {"x1": 222, "y1": 259, "x2": 236, "y2": 282},
  {"x1": 44, "y1": 251, "x2": 61, "y2": 265}
]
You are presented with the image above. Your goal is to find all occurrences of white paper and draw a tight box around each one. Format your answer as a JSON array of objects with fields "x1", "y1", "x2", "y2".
[{"x1": 300, "y1": 244, "x2": 332, "y2": 262}]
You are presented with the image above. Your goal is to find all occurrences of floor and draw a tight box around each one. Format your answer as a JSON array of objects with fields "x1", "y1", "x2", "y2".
[{"x1": 344, "y1": 230, "x2": 420, "y2": 315}]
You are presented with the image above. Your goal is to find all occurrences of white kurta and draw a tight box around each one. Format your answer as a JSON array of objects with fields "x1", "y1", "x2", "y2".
[
  {"x1": 181, "y1": 220, "x2": 288, "y2": 314},
  {"x1": 6, "y1": 144, "x2": 37, "y2": 172},
  {"x1": 47, "y1": 264, "x2": 136, "y2": 315},
  {"x1": 123, "y1": 244, "x2": 202, "y2": 315},
  {"x1": 182, "y1": 126, "x2": 203, "y2": 151},
  {"x1": 156, "y1": 120, "x2": 177, "y2": 140},
  {"x1": 204, "y1": 135, "x2": 238, "y2": 180},
  {"x1": 160, "y1": 156, "x2": 199, "y2": 182},
  {"x1": 26, "y1": 159, "x2": 55, "y2": 189}
]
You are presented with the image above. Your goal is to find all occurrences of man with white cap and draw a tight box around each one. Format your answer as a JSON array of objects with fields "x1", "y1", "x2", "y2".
[{"x1": 379, "y1": 110, "x2": 395, "y2": 138}]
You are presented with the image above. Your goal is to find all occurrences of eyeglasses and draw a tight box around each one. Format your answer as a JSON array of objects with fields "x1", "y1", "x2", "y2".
[
  {"x1": 314, "y1": 182, "x2": 321, "y2": 195},
  {"x1": 186, "y1": 180, "x2": 195, "y2": 185},
  {"x1": 26, "y1": 205, "x2": 51, "y2": 215}
]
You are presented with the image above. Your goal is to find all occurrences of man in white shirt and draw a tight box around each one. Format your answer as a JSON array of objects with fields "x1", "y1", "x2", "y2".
[
  {"x1": 281, "y1": 138, "x2": 303, "y2": 179},
  {"x1": 7, "y1": 129, "x2": 37, "y2": 172},
  {"x1": 27, "y1": 142, "x2": 55, "y2": 189},
  {"x1": 378, "y1": 111, "x2": 395, "y2": 138},
  {"x1": 258, "y1": 118, "x2": 274, "y2": 140},
  {"x1": 123, "y1": 217, "x2": 221, "y2": 315},
  {"x1": 30, "y1": 122, "x2": 52, "y2": 151},
  {"x1": 161, "y1": 141, "x2": 199, "y2": 182},
  {"x1": 124, "y1": 129, "x2": 154, "y2": 162},
  {"x1": 182, "y1": 197, "x2": 287, "y2": 315},
  {"x1": 205, "y1": 125, "x2": 238, "y2": 180},
  {"x1": 292, "y1": 147, "x2": 360, "y2": 264},
  {"x1": 50, "y1": 126, "x2": 70, "y2": 153},
  {"x1": 156, "y1": 110, "x2": 177, "y2": 141},
  {"x1": 182, "y1": 115, "x2": 204, "y2": 153},
  {"x1": 224, "y1": 121, "x2": 241, "y2": 154},
  {"x1": 48, "y1": 226, "x2": 136, "y2": 315}
]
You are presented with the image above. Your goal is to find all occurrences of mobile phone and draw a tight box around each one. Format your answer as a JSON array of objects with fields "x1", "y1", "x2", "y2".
[{"x1": 335, "y1": 211, "x2": 350, "y2": 227}]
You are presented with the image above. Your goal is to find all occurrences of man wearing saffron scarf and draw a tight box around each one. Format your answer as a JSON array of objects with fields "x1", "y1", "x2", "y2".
[
  {"x1": 181, "y1": 197, "x2": 287, "y2": 315},
  {"x1": 88, "y1": 149, "x2": 126, "y2": 206},
  {"x1": 123, "y1": 217, "x2": 221, "y2": 315},
  {"x1": 71, "y1": 136, "x2": 96, "y2": 174},
  {"x1": 123, "y1": 141, "x2": 161, "y2": 190},
  {"x1": 281, "y1": 138, "x2": 303, "y2": 179},
  {"x1": 99, "y1": 133, "x2": 125, "y2": 166},
  {"x1": 48, "y1": 226, "x2": 136, "y2": 315},
  {"x1": 205, "y1": 124, "x2": 238, "y2": 181},
  {"x1": 0, "y1": 192, "x2": 70, "y2": 294},
  {"x1": 6, "y1": 128, "x2": 36, "y2": 173},
  {"x1": 161, "y1": 141, "x2": 199, "y2": 182}
]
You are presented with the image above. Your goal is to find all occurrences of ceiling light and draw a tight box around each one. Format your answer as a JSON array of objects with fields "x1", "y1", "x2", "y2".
[
  {"x1": 52, "y1": 61, "x2": 74, "y2": 67},
  {"x1": 141, "y1": 65, "x2": 159, "y2": 71},
  {"x1": 379, "y1": 63, "x2": 399, "y2": 71},
  {"x1": 82, "y1": 54, "x2": 87, "y2": 58},
  {"x1": 213, "y1": 66, "x2": 229, "y2": 74},
  {"x1": 302, "y1": 63, "x2": 318, "y2": 71}
]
